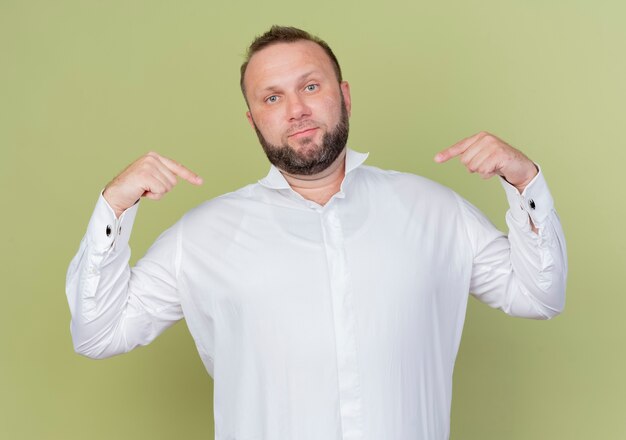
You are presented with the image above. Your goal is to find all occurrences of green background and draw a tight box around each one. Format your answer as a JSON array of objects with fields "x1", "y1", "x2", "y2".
[{"x1": 1, "y1": 0, "x2": 624, "y2": 438}]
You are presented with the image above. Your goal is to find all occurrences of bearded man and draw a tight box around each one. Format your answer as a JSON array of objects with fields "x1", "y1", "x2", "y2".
[{"x1": 66, "y1": 26, "x2": 567, "y2": 440}]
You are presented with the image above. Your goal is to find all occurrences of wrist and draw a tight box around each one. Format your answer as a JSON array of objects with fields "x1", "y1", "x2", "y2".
[
  {"x1": 102, "y1": 186, "x2": 126, "y2": 218},
  {"x1": 511, "y1": 163, "x2": 539, "y2": 193}
]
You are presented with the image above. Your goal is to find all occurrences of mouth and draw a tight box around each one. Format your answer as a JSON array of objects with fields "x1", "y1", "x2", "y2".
[{"x1": 288, "y1": 127, "x2": 318, "y2": 139}]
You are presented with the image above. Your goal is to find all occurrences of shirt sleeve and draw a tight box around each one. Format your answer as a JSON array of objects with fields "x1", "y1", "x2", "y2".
[
  {"x1": 65, "y1": 192, "x2": 183, "y2": 358},
  {"x1": 459, "y1": 167, "x2": 568, "y2": 319}
]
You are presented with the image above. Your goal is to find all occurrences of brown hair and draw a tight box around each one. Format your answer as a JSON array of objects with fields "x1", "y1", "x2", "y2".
[{"x1": 240, "y1": 25, "x2": 343, "y2": 98}]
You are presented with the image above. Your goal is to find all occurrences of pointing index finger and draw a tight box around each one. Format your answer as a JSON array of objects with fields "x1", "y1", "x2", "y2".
[
  {"x1": 434, "y1": 132, "x2": 486, "y2": 163},
  {"x1": 157, "y1": 154, "x2": 204, "y2": 185}
]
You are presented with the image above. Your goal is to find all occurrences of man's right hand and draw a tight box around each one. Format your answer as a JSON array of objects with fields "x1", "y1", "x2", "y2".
[{"x1": 103, "y1": 151, "x2": 203, "y2": 218}]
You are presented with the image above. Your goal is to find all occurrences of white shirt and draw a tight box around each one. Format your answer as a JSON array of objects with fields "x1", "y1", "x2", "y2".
[{"x1": 66, "y1": 149, "x2": 567, "y2": 440}]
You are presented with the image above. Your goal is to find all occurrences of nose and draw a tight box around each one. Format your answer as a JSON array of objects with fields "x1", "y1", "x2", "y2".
[{"x1": 286, "y1": 94, "x2": 311, "y2": 122}]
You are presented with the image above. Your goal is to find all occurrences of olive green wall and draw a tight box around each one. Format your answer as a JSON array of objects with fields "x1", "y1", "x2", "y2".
[{"x1": 1, "y1": 0, "x2": 624, "y2": 438}]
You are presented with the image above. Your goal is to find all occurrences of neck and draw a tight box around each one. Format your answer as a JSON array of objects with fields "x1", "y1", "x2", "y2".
[{"x1": 280, "y1": 149, "x2": 347, "y2": 206}]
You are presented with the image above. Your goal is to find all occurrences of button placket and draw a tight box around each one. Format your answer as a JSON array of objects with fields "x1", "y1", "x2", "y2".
[{"x1": 320, "y1": 207, "x2": 365, "y2": 440}]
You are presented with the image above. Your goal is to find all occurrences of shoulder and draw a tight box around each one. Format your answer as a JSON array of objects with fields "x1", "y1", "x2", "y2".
[
  {"x1": 178, "y1": 183, "x2": 262, "y2": 229},
  {"x1": 353, "y1": 164, "x2": 461, "y2": 206}
]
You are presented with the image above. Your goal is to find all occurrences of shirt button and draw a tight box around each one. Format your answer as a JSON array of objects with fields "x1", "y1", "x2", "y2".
[
  {"x1": 118, "y1": 226, "x2": 122, "y2": 235},
  {"x1": 106, "y1": 225, "x2": 112, "y2": 237},
  {"x1": 529, "y1": 199, "x2": 536, "y2": 210}
]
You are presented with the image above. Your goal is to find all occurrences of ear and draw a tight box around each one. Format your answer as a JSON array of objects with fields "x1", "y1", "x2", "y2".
[
  {"x1": 246, "y1": 111, "x2": 256, "y2": 129},
  {"x1": 340, "y1": 81, "x2": 352, "y2": 117}
]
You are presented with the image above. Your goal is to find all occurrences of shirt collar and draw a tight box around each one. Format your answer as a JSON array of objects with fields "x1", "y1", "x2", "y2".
[{"x1": 258, "y1": 148, "x2": 369, "y2": 190}]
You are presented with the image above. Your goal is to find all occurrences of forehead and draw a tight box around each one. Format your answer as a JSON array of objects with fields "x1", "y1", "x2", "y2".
[{"x1": 244, "y1": 40, "x2": 336, "y2": 95}]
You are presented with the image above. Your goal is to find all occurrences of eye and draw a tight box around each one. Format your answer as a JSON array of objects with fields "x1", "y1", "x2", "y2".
[
  {"x1": 265, "y1": 95, "x2": 279, "y2": 104},
  {"x1": 305, "y1": 84, "x2": 318, "y2": 92}
]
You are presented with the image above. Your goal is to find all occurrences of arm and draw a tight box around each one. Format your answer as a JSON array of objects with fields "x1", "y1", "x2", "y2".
[
  {"x1": 436, "y1": 132, "x2": 567, "y2": 318},
  {"x1": 65, "y1": 152, "x2": 203, "y2": 358},
  {"x1": 457, "y1": 170, "x2": 567, "y2": 318}
]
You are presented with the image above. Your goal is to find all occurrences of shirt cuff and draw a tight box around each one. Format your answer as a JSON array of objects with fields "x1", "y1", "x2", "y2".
[
  {"x1": 499, "y1": 165, "x2": 555, "y2": 227},
  {"x1": 85, "y1": 191, "x2": 140, "y2": 252}
]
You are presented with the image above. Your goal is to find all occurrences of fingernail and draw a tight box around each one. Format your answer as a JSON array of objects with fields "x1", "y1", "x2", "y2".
[{"x1": 434, "y1": 153, "x2": 443, "y2": 162}]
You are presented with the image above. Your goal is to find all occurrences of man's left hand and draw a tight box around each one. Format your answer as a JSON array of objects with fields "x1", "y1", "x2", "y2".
[{"x1": 434, "y1": 131, "x2": 538, "y2": 194}]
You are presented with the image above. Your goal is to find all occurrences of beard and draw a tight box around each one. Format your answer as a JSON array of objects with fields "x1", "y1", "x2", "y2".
[{"x1": 253, "y1": 98, "x2": 350, "y2": 176}]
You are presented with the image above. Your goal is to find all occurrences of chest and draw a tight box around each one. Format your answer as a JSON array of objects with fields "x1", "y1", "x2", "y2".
[{"x1": 180, "y1": 199, "x2": 470, "y2": 327}]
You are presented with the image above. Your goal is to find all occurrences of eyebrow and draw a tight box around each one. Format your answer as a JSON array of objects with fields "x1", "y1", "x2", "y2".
[{"x1": 257, "y1": 70, "x2": 319, "y2": 96}]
